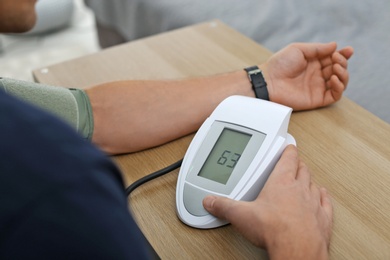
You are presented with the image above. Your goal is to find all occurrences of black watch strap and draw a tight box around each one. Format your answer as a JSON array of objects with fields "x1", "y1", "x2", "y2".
[{"x1": 244, "y1": 66, "x2": 269, "y2": 100}]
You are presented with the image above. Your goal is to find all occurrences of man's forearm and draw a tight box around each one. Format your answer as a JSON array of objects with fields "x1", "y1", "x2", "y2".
[{"x1": 86, "y1": 69, "x2": 255, "y2": 154}]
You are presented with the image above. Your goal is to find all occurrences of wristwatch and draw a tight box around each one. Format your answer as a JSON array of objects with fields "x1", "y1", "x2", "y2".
[{"x1": 244, "y1": 66, "x2": 269, "y2": 100}]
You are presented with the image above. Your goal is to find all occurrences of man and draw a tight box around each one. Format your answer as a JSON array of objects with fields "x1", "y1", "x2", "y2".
[{"x1": 0, "y1": 0, "x2": 353, "y2": 259}]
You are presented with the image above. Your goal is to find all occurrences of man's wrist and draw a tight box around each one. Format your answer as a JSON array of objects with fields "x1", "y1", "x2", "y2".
[{"x1": 258, "y1": 64, "x2": 273, "y2": 100}]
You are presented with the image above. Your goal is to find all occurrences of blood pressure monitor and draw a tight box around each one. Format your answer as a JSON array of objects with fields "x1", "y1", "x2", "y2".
[{"x1": 176, "y1": 95, "x2": 296, "y2": 229}]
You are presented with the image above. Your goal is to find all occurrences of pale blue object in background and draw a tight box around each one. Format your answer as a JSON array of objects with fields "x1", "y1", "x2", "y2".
[{"x1": 27, "y1": 0, "x2": 75, "y2": 35}]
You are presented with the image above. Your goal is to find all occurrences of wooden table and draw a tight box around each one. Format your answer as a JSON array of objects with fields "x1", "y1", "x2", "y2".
[{"x1": 33, "y1": 21, "x2": 390, "y2": 259}]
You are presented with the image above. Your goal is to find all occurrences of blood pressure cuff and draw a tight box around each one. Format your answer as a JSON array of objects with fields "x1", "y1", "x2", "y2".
[{"x1": 0, "y1": 78, "x2": 93, "y2": 140}]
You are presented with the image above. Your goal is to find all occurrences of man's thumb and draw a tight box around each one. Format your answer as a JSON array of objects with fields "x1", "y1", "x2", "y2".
[{"x1": 203, "y1": 195, "x2": 235, "y2": 220}]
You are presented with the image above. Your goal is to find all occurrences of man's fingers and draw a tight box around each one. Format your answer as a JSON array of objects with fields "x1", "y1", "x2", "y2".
[
  {"x1": 332, "y1": 52, "x2": 348, "y2": 69},
  {"x1": 323, "y1": 75, "x2": 344, "y2": 105},
  {"x1": 333, "y1": 63, "x2": 350, "y2": 87},
  {"x1": 338, "y1": 46, "x2": 354, "y2": 60},
  {"x1": 320, "y1": 188, "x2": 333, "y2": 219},
  {"x1": 203, "y1": 195, "x2": 237, "y2": 221},
  {"x1": 268, "y1": 145, "x2": 300, "y2": 183},
  {"x1": 296, "y1": 160, "x2": 311, "y2": 186},
  {"x1": 320, "y1": 187, "x2": 333, "y2": 243},
  {"x1": 293, "y1": 42, "x2": 337, "y2": 59}
]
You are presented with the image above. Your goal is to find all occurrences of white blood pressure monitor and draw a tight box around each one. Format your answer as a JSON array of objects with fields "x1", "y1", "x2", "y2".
[{"x1": 176, "y1": 96, "x2": 296, "y2": 229}]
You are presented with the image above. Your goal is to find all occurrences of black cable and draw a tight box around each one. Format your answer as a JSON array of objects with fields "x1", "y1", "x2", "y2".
[
  {"x1": 126, "y1": 159, "x2": 183, "y2": 196},
  {"x1": 125, "y1": 159, "x2": 183, "y2": 259}
]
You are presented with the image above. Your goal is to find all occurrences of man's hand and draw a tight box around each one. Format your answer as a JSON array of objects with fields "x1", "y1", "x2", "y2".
[
  {"x1": 262, "y1": 42, "x2": 354, "y2": 111},
  {"x1": 203, "y1": 145, "x2": 333, "y2": 259}
]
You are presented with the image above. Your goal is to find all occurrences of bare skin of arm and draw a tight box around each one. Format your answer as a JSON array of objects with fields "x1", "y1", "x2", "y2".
[{"x1": 86, "y1": 42, "x2": 353, "y2": 154}]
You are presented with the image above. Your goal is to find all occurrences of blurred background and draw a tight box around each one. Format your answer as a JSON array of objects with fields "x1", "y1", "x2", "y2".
[
  {"x1": 1, "y1": 0, "x2": 389, "y2": 123},
  {"x1": 0, "y1": 0, "x2": 99, "y2": 81}
]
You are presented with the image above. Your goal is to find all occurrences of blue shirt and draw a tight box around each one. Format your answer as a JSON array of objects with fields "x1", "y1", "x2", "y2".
[{"x1": 0, "y1": 89, "x2": 152, "y2": 259}]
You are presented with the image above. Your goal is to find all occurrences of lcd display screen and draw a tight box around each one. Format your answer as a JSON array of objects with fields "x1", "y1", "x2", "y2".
[{"x1": 198, "y1": 128, "x2": 252, "y2": 184}]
